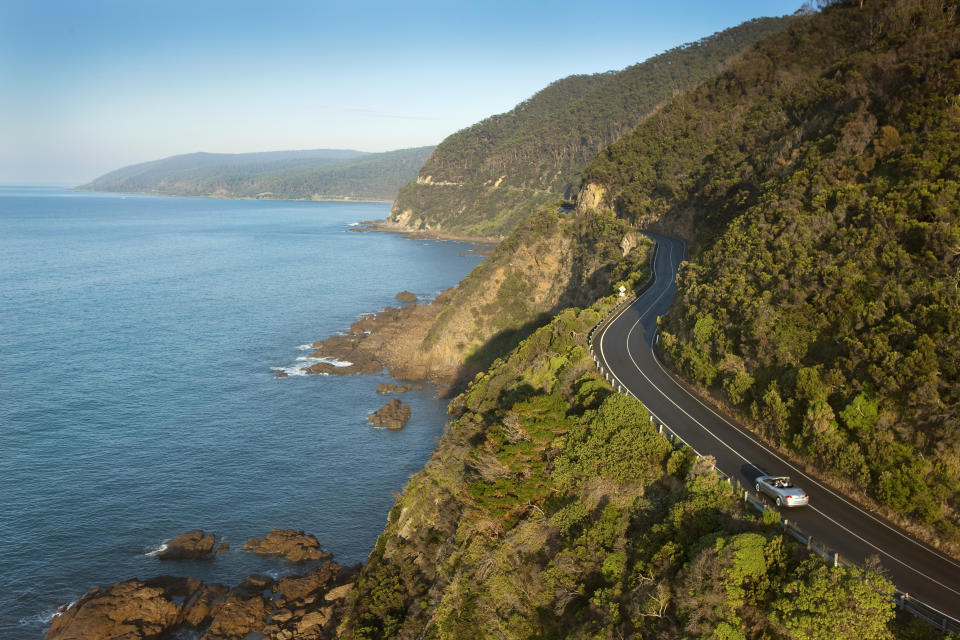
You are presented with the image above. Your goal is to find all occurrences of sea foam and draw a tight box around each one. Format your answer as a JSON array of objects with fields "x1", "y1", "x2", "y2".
[{"x1": 273, "y1": 355, "x2": 353, "y2": 377}]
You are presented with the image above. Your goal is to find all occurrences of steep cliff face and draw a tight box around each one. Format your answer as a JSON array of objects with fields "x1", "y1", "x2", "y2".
[
  {"x1": 418, "y1": 207, "x2": 650, "y2": 384},
  {"x1": 385, "y1": 17, "x2": 792, "y2": 240},
  {"x1": 308, "y1": 207, "x2": 650, "y2": 388}
]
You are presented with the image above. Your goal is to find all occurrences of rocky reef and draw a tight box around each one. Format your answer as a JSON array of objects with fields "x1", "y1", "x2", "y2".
[
  {"x1": 45, "y1": 562, "x2": 357, "y2": 640},
  {"x1": 242, "y1": 529, "x2": 333, "y2": 563},
  {"x1": 155, "y1": 529, "x2": 229, "y2": 560},
  {"x1": 368, "y1": 399, "x2": 411, "y2": 430}
]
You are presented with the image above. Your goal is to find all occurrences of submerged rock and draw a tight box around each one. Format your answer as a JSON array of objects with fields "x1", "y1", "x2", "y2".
[
  {"x1": 242, "y1": 529, "x2": 332, "y2": 563},
  {"x1": 155, "y1": 529, "x2": 228, "y2": 560},
  {"x1": 368, "y1": 399, "x2": 411, "y2": 429},
  {"x1": 375, "y1": 382, "x2": 411, "y2": 395}
]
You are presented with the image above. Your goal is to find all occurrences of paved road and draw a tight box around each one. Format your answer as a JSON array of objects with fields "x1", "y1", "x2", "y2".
[{"x1": 594, "y1": 233, "x2": 960, "y2": 623}]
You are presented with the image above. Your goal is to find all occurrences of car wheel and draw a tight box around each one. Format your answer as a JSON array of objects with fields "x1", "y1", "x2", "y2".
[
  {"x1": 755, "y1": 483, "x2": 761, "y2": 493},
  {"x1": 776, "y1": 497, "x2": 782, "y2": 507}
]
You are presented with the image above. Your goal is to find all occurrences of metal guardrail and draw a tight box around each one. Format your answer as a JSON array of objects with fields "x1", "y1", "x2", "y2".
[{"x1": 587, "y1": 282, "x2": 960, "y2": 636}]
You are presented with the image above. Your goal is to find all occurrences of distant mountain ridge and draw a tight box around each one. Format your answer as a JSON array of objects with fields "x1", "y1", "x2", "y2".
[
  {"x1": 80, "y1": 146, "x2": 435, "y2": 201},
  {"x1": 386, "y1": 16, "x2": 792, "y2": 239}
]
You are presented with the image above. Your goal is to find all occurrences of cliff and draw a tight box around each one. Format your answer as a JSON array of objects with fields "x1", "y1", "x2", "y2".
[{"x1": 307, "y1": 206, "x2": 650, "y2": 389}]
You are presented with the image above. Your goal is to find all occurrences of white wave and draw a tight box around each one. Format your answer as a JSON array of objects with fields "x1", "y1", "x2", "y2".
[
  {"x1": 296, "y1": 343, "x2": 316, "y2": 351},
  {"x1": 273, "y1": 355, "x2": 351, "y2": 378},
  {"x1": 298, "y1": 356, "x2": 353, "y2": 367},
  {"x1": 23, "y1": 600, "x2": 77, "y2": 626},
  {"x1": 271, "y1": 365, "x2": 309, "y2": 377},
  {"x1": 347, "y1": 222, "x2": 360, "y2": 227},
  {"x1": 145, "y1": 542, "x2": 168, "y2": 557}
]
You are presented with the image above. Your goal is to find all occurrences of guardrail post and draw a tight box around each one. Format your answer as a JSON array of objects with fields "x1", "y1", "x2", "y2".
[
  {"x1": 833, "y1": 552, "x2": 839, "y2": 567},
  {"x1": 806, "y1": 536, "x2": 812, "y2": 551}
]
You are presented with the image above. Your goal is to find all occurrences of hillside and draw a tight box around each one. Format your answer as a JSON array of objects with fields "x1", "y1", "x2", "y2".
[
  {"x1": 581, "y1": 0, "x2": 960, "y2": 544},
  {"x1": 384, "y1": 17, "x2": 792, "y2": 239},
  {"x1": 80, "y1": 146, "x2": 434, "y2": 201},
  {"x1": 340, "y1": 288, "x2": 906, "y2": 640}
]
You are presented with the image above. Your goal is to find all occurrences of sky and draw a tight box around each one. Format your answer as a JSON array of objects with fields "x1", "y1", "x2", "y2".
[{"x1": 0, "y1": 0, "x2": 801, "y2": 185}]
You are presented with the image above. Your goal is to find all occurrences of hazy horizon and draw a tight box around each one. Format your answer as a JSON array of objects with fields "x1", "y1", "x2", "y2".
[{"x1": 1, "y1": 0, "x2": 801, "y2": 185}]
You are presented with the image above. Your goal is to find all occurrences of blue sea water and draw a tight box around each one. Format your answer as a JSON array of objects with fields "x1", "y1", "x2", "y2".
[{"x1": 0, "y1": 187, "x2": 482, "y2": 638}]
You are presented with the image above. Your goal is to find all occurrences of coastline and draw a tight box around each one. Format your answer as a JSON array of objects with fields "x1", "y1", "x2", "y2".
[
  {"x1": 9, "y1": 193, "x2": 473, "y2": 640},
  {"x1": 73, "y1": 187, "x2": 394, "y2": 204},
  {"x1": 351, "y1": 218, "x2": 503, "y2": 247}
]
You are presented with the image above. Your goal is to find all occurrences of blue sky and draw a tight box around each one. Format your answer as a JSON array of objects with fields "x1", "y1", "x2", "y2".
[{"x1": 0, "y1": 0, "x2": 800, "y2": 185}]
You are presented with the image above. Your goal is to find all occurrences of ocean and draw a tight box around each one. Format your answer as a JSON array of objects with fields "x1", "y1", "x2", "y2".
[{"x1": 0, "y1": 187, "x2": 482, "y2": 638}]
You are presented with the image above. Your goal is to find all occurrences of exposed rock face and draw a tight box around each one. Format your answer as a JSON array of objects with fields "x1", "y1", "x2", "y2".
[
  {"x1": 368, "y1": 399, "x2": 411, "y2": 429},
  {"x1": 576, "y1": 182, "x2": 606, "y2": 213},
  {"x1": 304, "y1": 303, "x2": 450, "y2": 383},
  {"x1": 304, "y1": 356, "x2": 382, "y2": 376},
  {"x1": 155, "y1": 529, "x2": 228, "y2": 560},
  {"x1": 242, "y1": 529, "x2": 333, "y2": 563},
  {"x1": 45, "y1": 576, "x2": 202, "y2": 640},
  {"x1": 45, "y1": 563, "x2": 357, "y2": 640},
  {"x1": 305, "y1": 208, "x2": 643, "y2": 392},
  {"x1": 395, "y1": 290, "x2": 418, "y2": 303}
]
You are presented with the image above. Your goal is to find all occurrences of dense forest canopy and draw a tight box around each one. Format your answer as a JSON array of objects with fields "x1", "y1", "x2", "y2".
[
  {"x1": 80, "y1": 146, "x2": 434, "y2": 201},
  {"x1": 387, "y1": 17, "x2": 793, "y2": 238},
  {"x1": 582, "y1": 0, "x2": 960, "y2": 543}
]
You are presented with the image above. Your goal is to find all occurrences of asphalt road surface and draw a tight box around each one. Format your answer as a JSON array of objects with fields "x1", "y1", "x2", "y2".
[{"x1": 594, "y1": 233, "x2": 960, "y2": 623}]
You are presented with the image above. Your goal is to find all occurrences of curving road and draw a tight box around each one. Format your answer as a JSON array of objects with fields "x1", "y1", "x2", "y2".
[{"x1": 593, "y1": 233, "x2": 960, "y2": 623}]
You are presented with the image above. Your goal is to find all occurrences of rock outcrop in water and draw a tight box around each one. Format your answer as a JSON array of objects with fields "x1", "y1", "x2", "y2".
[
  {"x1": 394, "y1": 290, "x2": 418, "y2": 303},
  {"x1": 368, "y1": 399, "x2": 411, "y2": 430},
  {"x1": 375, "y1": 382, "x2": 421, "y2": 395},
  {"x1": 242, "y1": 529, "x2": 332, "y2": 563},
  {"x1": 155, "y1": 529, "x2": 229, "y2": 560},
  {"x1": 45, "y1": 563, "x2": 357, "y2": 640}
]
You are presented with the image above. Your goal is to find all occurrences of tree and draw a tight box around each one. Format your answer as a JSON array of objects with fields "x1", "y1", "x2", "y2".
[{"x1": 770, "y1": 564, "x2": 895, "y2": 640}]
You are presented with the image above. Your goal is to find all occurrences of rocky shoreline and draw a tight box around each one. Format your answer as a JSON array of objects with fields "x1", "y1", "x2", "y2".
[
  {"x1": 48, "y1": 225, "x2": 493, "y2": 639},
  {"x1": 284, "y1": 292, "x2": 460, "y2": 386},
  {"x1": 349, "y1": 218, "x2": 499, "y2": 253},
  {"x1": 45, "y1": 530, "x2": 355, "y2": 640}
]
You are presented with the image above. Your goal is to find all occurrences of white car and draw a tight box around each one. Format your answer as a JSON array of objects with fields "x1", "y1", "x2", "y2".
[{"x1": 755, "y1": 475, "x2": 809, "y2": 507}]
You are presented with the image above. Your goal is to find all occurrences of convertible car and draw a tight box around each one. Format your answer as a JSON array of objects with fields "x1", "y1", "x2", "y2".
[{"x1": 755, "y1": 475, "x2": 809, "y2": 507}]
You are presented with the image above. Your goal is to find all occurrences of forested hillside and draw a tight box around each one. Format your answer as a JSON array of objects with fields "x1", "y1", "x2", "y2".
[
  {"x1": 386, "y1": 17, "x2": 792, "y2": 239},
  {"x1": 340, "y1": 285, "x2": 910, "y2": 640},
  {"x1": 581, "y1": 0, "x2": 960, "y2": 544},
  {"x1": 80, "y1": 146, "x2": 434, "y2": 201}
]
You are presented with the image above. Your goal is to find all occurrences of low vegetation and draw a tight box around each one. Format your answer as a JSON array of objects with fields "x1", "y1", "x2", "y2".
[{"x1": 340, "y1": 285, "x2": 923, "y2": 639}]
